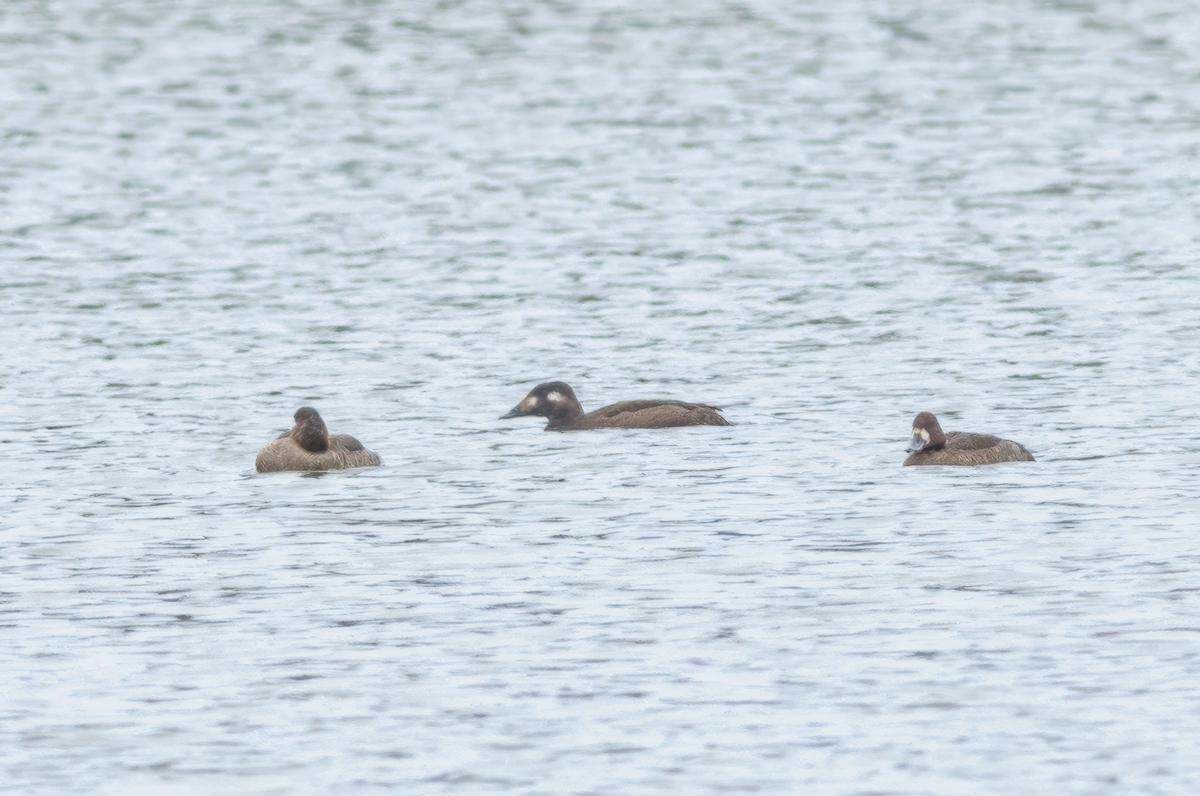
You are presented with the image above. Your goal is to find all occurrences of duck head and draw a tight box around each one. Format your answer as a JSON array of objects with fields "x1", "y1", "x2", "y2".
[
  {"x1": 906, "y1": 411, "x2": 947, "y2": 453},
  {"x1": 501, "y1": 381, "x2": 584, "y2": 424},
  {"x1": 291, "y1": 406, "x2": 330, "y2": 453}
]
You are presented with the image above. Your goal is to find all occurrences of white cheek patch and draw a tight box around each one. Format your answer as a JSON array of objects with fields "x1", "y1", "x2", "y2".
[
  {"x1": 546, "y1": 391, "x2": 563, "y2": 403},
  {"x1": 916, "y1": 429, "x2": 930, "y2": 442}
]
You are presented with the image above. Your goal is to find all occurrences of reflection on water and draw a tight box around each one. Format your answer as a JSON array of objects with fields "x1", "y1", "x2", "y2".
[{"x1": 4, "y1": 1, "x2": 1200, "y2": 793}]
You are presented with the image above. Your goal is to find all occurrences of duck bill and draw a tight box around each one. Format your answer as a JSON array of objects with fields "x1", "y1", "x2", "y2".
[
  {"x1": 501, "y1": 394, "x2": 542, "y2": 420},
  {"x1": 905, "y1": 432, "x2": 927, "y2": 453}
]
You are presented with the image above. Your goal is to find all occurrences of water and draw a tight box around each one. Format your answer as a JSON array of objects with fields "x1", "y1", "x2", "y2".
[{"x1": 3, "y1": 1, "x2": 1200, "y2": 793}]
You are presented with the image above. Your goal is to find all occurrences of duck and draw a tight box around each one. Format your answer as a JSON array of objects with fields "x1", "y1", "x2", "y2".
[
  {"x1": 255, "y1": 407, "x2": 382, "y2": 472},
  {"x1": 501, "y1": 381, "x2": 734, "y2": 431},
  {"x1": 903, "y1": 411, "x2": 1035, "y2": 466}
]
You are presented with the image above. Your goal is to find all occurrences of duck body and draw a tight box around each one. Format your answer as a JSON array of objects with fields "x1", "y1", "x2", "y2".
[
  {"x1": 903, "y1": 411, "x2": 1034, "y2": 466},
  {"x1": 255, "y1": 407, "x2": 381, "y2": 472},
  {"x1": 501, "y1": 381, "x2": 733, "y2": 431}
]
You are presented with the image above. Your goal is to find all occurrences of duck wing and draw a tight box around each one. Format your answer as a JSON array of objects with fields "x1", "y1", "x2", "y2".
[
  {"x1": 591, "y1": 399, "x2": 712, "y2": 419},
  {"x1": 584, "y1": 400, "x2": 732, "y2": 429},
  {"x1": 329, "y1": 434, "x2": 367, "y2": 452},
  {"x1": 943, "y1": 431, "x2": 1011, "y2": 451}
]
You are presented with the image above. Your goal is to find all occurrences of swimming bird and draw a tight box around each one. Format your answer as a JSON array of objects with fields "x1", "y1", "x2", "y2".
[
  {"x1": 903, "y1": 411, "x2": 1035, "y2": 466},
  {"x1": 255, "y1": 407, "x2": 381, "y2": 472},
  {"x1": 501, "y1": 381, "x2": 734, "y2": 431}
]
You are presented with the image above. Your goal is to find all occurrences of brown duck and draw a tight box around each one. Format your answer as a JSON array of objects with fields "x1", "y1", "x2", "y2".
[
  {"x1": 255, "y1": 407, "x2": 382, "y2": 472},
  {"x1": 501, "y1": 381, "x2": 734, "y2": 431},
  {"x1": 903, "y1": 411, "x2": 1035, "y2": 466}
]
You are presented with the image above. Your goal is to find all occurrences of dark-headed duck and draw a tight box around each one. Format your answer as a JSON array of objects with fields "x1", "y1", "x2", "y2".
[
  {"x1": 501, "y1": 381, "x2": 734, "y2": 431},
  {"x1": 903, "y1": 411, "x2": 1034, "y2": 466},
  {"x1": 255, "y1": 407, "x2": 381, "y2": 472}
]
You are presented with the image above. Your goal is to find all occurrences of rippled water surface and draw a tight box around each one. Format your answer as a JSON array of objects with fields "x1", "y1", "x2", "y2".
[{"x1": 4, "y1": 1, "x2": 1200, "y2": 793}]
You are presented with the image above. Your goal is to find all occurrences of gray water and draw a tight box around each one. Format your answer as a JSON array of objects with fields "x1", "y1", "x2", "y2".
[{"x1": 3, "y1": 1, "x2": 1200, "y2": 793}]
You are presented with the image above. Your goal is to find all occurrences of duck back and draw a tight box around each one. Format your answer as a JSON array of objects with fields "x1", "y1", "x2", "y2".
[
  {"x1": 579, "y1": 400, "x2": 734, "y2": 430},
  {"x1": 255, "y1": 435, "x2": 381, "y2": 472}
]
